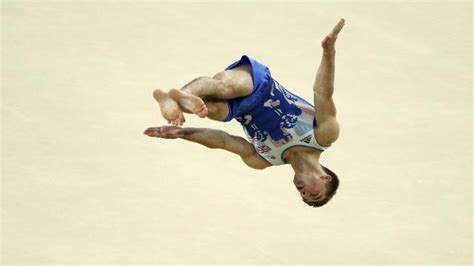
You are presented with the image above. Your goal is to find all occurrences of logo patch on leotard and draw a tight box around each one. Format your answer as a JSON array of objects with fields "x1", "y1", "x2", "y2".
[{"x1": 300, "y1": 135, "x2": 312, "y2": 144}]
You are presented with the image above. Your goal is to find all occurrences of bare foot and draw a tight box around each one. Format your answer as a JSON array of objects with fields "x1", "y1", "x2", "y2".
[
  {"x1": 153, "y1": 89, "x2": 186, "y2": 125},
  {"x1": 168, "y1": 89, "x2": 208, "y2": 118}
]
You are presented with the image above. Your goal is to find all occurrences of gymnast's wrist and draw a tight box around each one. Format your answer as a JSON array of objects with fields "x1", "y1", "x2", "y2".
[{"x1": 180, "y1": 128, "x2": 193, "y2": 139}]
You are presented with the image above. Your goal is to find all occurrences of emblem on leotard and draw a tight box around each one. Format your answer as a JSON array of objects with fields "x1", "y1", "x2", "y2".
[
  {"x1": 255, "y1": 129, "x2": 268, "y2": 142},
  {"x1": 300, "y1": 135, "x2": 312, "y2": 144},
  {"x1": 257, "y1": 145, "x2": 271, "y2": 153},
  {"x1": 237, "y1": 115, "x2": 252, "y2": 125},
  {"x1": 281, "y1": 113, "x2": 299, "y2": 128}
]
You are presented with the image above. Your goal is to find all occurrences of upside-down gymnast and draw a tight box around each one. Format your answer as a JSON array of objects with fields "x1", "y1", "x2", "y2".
[{"x1": 144, "y1": 19, "x2": 345, "y2": 207}]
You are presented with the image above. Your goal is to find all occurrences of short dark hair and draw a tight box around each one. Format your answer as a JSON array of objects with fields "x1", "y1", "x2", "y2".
[{"x1": 303, "y1": 165, "x2": 340, "y2": 208}]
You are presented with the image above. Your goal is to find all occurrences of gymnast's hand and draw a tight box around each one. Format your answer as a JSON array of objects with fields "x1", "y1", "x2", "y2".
[
  {"x1": 143, "y1": 126, "x2": 184, "y2": 139},
  {"x1": 321, "y1": 18, "x2": 345, "y2": 51}
]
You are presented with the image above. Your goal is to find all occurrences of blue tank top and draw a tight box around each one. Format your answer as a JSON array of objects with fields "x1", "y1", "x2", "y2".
[{"x1": 224, "y1": 55, "x2": 330, "y2": 165}]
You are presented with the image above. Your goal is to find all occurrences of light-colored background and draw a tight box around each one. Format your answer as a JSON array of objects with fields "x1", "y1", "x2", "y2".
[{"x1": 1, "y1": 1, "x2": 472, "y2": 265}]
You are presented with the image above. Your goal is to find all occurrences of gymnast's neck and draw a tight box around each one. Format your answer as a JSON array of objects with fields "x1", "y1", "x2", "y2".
[{"x1": 285, "y1": 147, "x2": 323, "y2": 174}]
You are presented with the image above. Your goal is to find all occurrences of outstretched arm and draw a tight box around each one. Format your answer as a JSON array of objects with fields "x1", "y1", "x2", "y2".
[
  {"x1": 143, "y1": 126, "x2": 270, "y2": 169},
  {"x1": 312, "y1": 19, "x2": 344, "y2": 146}
]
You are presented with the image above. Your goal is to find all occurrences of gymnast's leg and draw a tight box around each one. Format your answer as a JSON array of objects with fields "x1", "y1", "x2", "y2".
[
  {"x1": 152, "y1": 64, "x2": 252, "y2": 124},
  {"x1": 168, "y1": 64, "x2": 253, "y2": 117}
]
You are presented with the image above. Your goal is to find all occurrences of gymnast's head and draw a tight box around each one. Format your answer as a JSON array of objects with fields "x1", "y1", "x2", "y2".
[{"x1": 293, "y1": 165, "x2": 339, "y2": 207}]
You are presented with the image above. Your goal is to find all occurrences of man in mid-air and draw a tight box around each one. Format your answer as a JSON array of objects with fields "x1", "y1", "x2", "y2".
[{"x1": 144, "y1": 19, "x2": 345, "y2": 207}]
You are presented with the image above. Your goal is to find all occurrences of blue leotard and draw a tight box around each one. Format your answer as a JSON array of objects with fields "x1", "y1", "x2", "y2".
[{"x1": 224, "y1": 55, "x2": 330, "y2": 165}]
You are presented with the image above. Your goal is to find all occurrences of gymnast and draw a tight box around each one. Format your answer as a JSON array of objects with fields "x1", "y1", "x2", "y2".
[{"x1": 144, "y1": 19, "x2": 345, "y2": 207}]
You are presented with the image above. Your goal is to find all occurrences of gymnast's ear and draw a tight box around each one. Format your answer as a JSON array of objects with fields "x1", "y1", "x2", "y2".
[{"x1": 321, "y1": 174, "x2": 332, "y2": 182}]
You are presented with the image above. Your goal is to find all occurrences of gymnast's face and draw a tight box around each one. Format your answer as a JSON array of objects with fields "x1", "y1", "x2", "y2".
[{"x1": 293, "y1": 172, "x2": 331, "y2": 202}]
